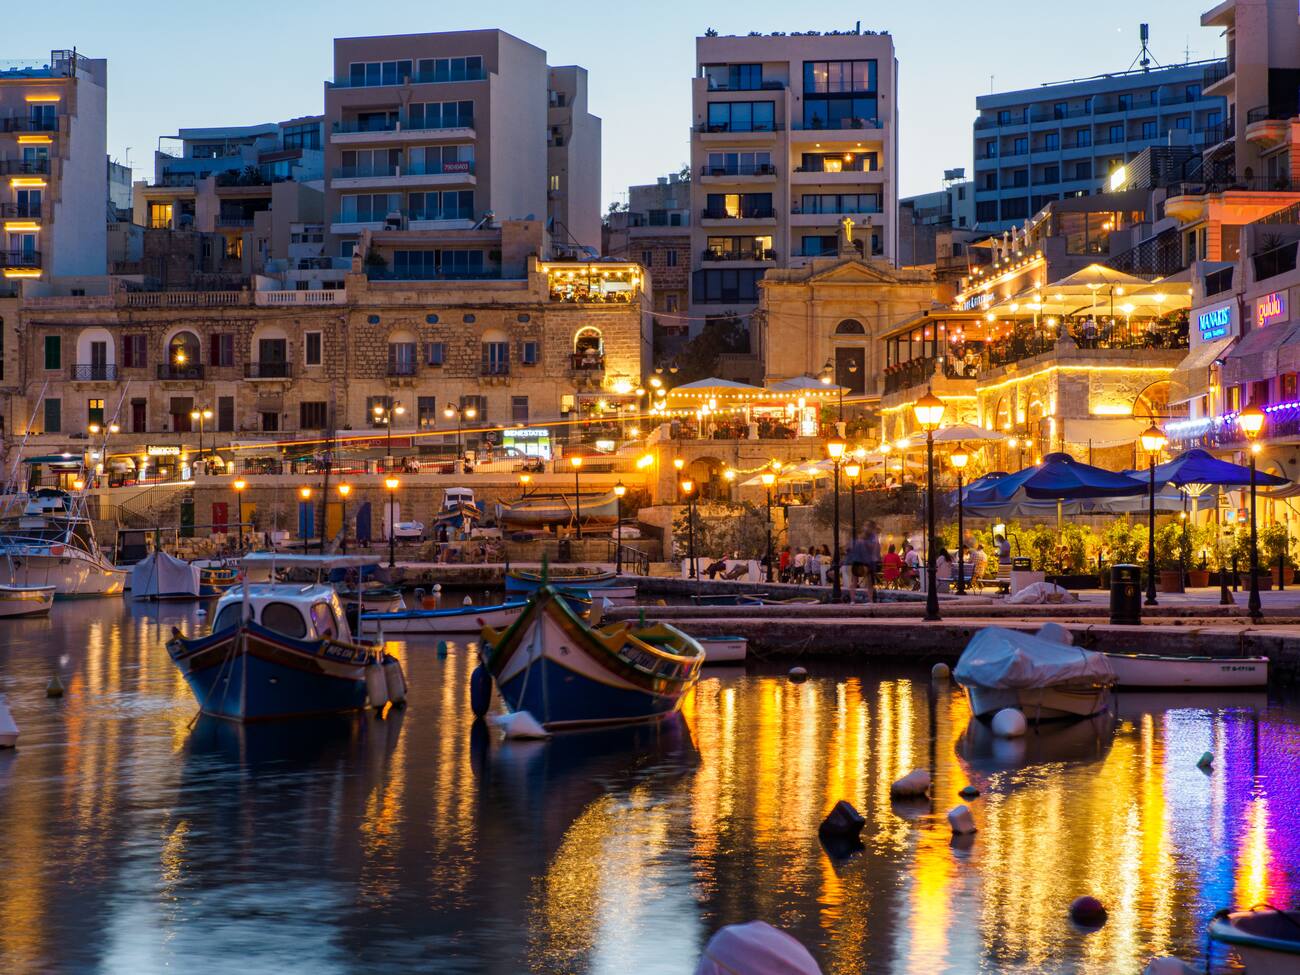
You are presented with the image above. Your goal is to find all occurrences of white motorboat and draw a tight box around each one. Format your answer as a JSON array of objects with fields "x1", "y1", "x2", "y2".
[
  {"x1": 130, "y1": 550, "x2": 202, "y2": 600},
  {"x1": 0, "y1": 490, "x2": 126, "y2": 598},
  {"x1": 363, "y1": 599, "x2": 528, "y2": 635},
  {"x1": 1103, "y1": 653, "x2": 1268, "y2": 689},
  {"x1": 954, "y1": 625, "x2": 1116, "y2": 721},
  {"x1": 0, "y1": 697, "x2": 18, "y2": 747},
  {"x1": 698, "y1": 636, "x2": 748, "y2": 664},
  {"x1": 1209, "y1": 907, "x2": 1300, "y2": 975},
  {"x1": 0, "y1": 583, "x2": 55, "y2": 617}
]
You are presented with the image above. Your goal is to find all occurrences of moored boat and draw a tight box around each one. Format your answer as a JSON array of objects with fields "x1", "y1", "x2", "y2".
[
  {"x1": 954, "y1": 625, "x2": 1116, "y2": 721},
  {"x1": 1209, "y1": 907, "x2": 1300, "y2": 974},
  {"x1": 498, "y1": 491, "x2": 620, "y2": 530},
  {"x1": 435, "y1": 487, "x2": 482, "y2": 535},
  {"x1": 505, "y1": 568, "x2": 617, "y2": 595},
  {"x1": 197, "y1": 563, "x2": 240, "y2": 598},
  {"x1": 0, "y1": 696, "x2": 18, "y2": 747},
  {"x1": 165, "y1": 554, "x2": 404, "y2": 722},
  {"x1": 130, "y1": 550, "x2": 202, "y2": 600},
  {"x1": 0, "y1": 490, "x2": 126, "y2": 598},
  {"x1": 364, "y1": 599, "x2": 528, "y2": 635},
  {"x1": 0, "y1": 583, "x2": 55, "y2": 618},
  {"x1": 477, "y1": 585, "x2": 704, "y2": 730},
  {"x1": 698, "y1": 635, "x2": 748, "y2": 664},
  {"x1": 1103, "y1": 652, "x2": 1269, "y2": 689}
]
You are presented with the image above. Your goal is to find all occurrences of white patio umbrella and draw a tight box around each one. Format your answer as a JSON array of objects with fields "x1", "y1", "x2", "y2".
[{"x1": 930, "y1": 423, "x2": 1005, "y2": 443}]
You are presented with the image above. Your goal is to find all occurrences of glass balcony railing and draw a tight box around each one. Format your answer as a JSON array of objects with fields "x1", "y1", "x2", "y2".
[
  {"x1": 332, "y1": 160, "x2": 475, "y2": 179},
  {"x1": 332, "y1": 118, "x2": 474, "y2": 134},
  {"x1": 0, "y1": 249, "x2": 40, "y2": 268},
  {"x1": 0, "y1": 159, "x2": 50, "y2": 175}
]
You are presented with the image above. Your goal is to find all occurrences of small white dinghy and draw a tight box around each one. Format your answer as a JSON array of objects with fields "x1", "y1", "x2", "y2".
[
  {"x1": 1104, "y1": 653, "x2": 1268, "y2": 689},
  {"x1": 0, "y1": 584, "x2": 55, "y2": 618},
  {"x1": 1209, "y1": 907, "x2": 1300, "y2": 975},
  {"x1": 0, "y1": 696, "x2": 18, "y2": 747},
  {"x1": 698, "y1": 636, "x2": 748, "y2": 664}
]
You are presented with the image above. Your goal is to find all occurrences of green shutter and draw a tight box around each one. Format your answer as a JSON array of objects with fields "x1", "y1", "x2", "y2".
[
  {"x1": 44, "y1": 335, "x2": 61, "y2": 371},
  {"x1": 43, "y1": 398, "x2": 61, "y2": 433}
]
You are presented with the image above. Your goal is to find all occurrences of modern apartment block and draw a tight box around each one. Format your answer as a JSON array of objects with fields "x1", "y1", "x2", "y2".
[
  {"x1": 546, "y1": 66, "x2": 602, "y2": 254},
  {"x1": 972, "y1": 60, "x2": 1228, "y2": 232},
  {"x1": 0, "y1": 49, "x2": 107, "y2": 286},
  {"x1": 324, "y1": 30, "x2": 552, "y2": 273},
  {"x1": 688, "y1": 29, "x2": 899, "y2": 336}
]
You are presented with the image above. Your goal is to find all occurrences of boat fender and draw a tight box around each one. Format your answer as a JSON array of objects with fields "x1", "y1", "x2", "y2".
[
  {"x1": 1142, "y1": 959, "x2": 1196, "y2": 975},
  {"x1": 788, "y1": 666, "x2": 808, "y2": 684},
  {"x1": 948, "y1": 804, "x2": 977, "y2": 835},
  {"x1": 1196, "y1": 751, "x2": 1214, "y2": 771},
  {"x1": 931, "y1": 662, "x2": 951, "y2": 681},
  {"x1": 364, "y1": 662, "x2": 389, "y2": 710},
  {"x1": 1036, "y1": 622, "x2": 1073, "y2": 645},
  {"x1": 697, "y1": 922, "x2": 822, "y2": 975},
  {"x1": 196, "y1": 608, "x2": 207, "y2": 617},
  {"x1": 1069, "y1": 895, "x2": 1108, "y2": 927},
  {"x1": 491, "y1": 710, "x2": 549, "y2": 739},
  {"x1": 46, "y1": 675, "x2": 65, "y2": 699},
  {"x1": 463, "y1": 595, "x2": 473, "y2": 606},
  {"x1": 437, "y1": 640, "x2": 449, "y2": 659},
  {"x1": 818, "y1": 799, "x2": 865, "y2": 841},
  {"x1": 890, "y1": 769, "x2": 931, "y2": 798},
  {"x1": 470, "y1": 665, "x2": 491, "y2": 718},
  {"x1": 959, "y1": 785, "x2": 981, "y2": 800},
  {"x1": 414, "y1": 587, "x2": 425, "y2": 605},
  {"x1": 382, "y1": 657, "x2": 408, "y2": 707},
  {"x1": 991, "y1": 708, "x2": 1028, "y2": 738}
]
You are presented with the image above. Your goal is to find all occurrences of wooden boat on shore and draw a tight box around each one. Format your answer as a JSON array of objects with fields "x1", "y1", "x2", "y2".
[
  {"x1": 498, "y1": 491, "x2": 620, "y2": 529},
  {"x1": 165, "y1": 555, "x2": 405, "y2": 722},
  {"x1": 1209, "y1": 907, "x2": 1300, "y2": 974},
  {"x1": 954, "y1": 626, "x2": 1115, "y2": 721},
  {"x1": 476, "y1": 586, "x2": 704, "y2": 730},
  {"x1": 1103, "y1": 652, "x2": 1268, "y2": 689},
  {"x1": 505, "y1": 568, "x2": 617, "y2": 595},
  {"x1": 364, "y1": 599, "x2": 528, "y2": 635},
  {"x1": 0, "y1": 583, "x2": 55, "y2": 617}
]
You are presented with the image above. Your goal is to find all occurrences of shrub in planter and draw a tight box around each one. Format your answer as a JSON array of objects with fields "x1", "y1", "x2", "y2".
[{"x1": 1260, "y1": 523, "x2": 1296, "y2": 585}]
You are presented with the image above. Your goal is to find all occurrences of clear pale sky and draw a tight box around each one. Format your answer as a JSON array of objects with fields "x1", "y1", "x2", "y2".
[{"x1": 13, "y1": 1, "x2": 1222, "y2": 203}]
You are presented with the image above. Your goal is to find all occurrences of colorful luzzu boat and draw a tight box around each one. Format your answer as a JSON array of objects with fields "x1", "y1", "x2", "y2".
[
  {"x1": 504, "y1": 568, "x2": 617, "y2": 595},
  {"x1": 475, "y1": 585, "x2": 703, "y2": 730},
  {"x1": 165, "y1": 555, "x2": 405, "y2": 722},
  {"x1": 198, "y1": 564, "x2": 240, "y2": 598}
]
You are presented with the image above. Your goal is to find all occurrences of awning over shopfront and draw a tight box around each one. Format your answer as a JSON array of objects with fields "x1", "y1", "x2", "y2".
[
  {"x1": 1060, "y1": 416, "x2": 1149, "y2": 448},
  {"x1": 1170, "y1": 336, "x2": 1236, "y2": 403},
  {"x1": 1221, "y1": 322, "x2": 1300, "y2": 386}
]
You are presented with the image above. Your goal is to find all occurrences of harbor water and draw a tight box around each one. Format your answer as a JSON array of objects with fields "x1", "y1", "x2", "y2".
[{"x1": 1, "y1": 600, "x2": 1298, "y2": 974}]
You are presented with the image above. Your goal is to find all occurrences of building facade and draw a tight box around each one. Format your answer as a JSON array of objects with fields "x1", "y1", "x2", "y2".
[
  {"x1": 973, "y1": 60, "x2": 1227, "y2": 232},
  {"x1": 546, "y1": 66, "x2": 602, "y2": 255},
  {"x1": 688, "y1": 29, "x2": 899, "y2": 342},
  {"x1": 1, "y1": 48, "x2": 108, "y2": 287}
]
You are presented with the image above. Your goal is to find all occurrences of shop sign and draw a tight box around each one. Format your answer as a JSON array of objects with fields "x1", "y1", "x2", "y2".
[
  {"x1": 959, "y1": 292, "x2": 993, "y2": 312},
  {"x1": 146, "y1": 445, "x2": 181, "y2": 456},
  {"x1": 1255, "y1": 290, "x2": 1288, "y2": 329},
  {"x1": 1195, "y1": 302, "x2": 1234, "y2": 341}
]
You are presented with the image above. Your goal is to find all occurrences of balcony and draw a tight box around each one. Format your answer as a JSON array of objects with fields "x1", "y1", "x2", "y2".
[
  {"x1": 701, "y1": 248, "x2": 776, "y2": 262},
  {"x1": 700, "y1": 163, "x2": 777, "y2": 180},
  {"x1": 386, "y1": 360, "x2": 418, "y2": 377},
  {"x1": 0, "y1": 203, "x2": 41, "y2": 219},
  {"x1": 69, "y1": 363, "x2": 117, "y2": 381},
  {"x1": 0, "y1": 159, "x2": 50, "y2": 176},
  {"x1": 331, "y1": 160, "x2": 476, "y2": 189},
  {"x1": 0, "y1": 118, "x2": 58, "y2": 133},
  {"x1": 1203, "y1": 59, "x2": 1232, "y2": 92},
  {"x1": 694, "y1": 122, "x2": 782, "y2": 134},
  {"x1": 1245, "y1": 104, "x2": 1297, "y2": 148},
  {"x1": 480, "y1": 362, "x2": 510, "y2": 377},
  {"x1": 156, "y1": 363, "x2": 205, "y2": 381},
  {"x1": 215, "y1": 214, "x2": 259, "y2": 228},
  {"x1": 882, "y1": 357, "x2": 973, "y2": 396},
  {"x1": 1201, "y1": 119, "x2": 1234, "y2": 149},
  {"x1": 570, "y1": 353, "x2": 605, "y2": 371},
  {"x1": 0, "y1": 249, "x2": 40, "y2": 269},
  {"x1": 700, "y1": 206, "x2": 776, "y2": 224},
  {"x1": 1252, "y1": 242, "x2": 1299, "y2": 283},
  {"x1": 330, "y1": 119, "x2": 475, "y2": 145},
  {"x1": 244, "y1": 362, "x2": 293, "y2": 380},
  {"x1": 330, "y1": 67, "x2": 486, "y2": 89},
  {"x1": 705, "y1": 80, "x2": 787, "y2": 92}
]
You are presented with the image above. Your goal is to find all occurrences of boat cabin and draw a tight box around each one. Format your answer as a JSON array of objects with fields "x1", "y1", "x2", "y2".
[
  {"x1": 442, "y1": 487, "x2": 476, "y2": 510},
  {"x1": 211, "y1": 584, "x2": 354, "y2": 645}
]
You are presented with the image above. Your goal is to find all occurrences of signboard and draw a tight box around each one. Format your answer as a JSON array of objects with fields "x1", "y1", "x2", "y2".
[
  {"x1": 1195, "y1": 302, "x2": 1234, "y2": 341},
  {"x1": 1255, "y1": 290, "x2": 1288, "y2": 329},
  {"x1": 146, "y1": 445, "x2": 181, "y2": 456},
  {"x1": 959, "y1": 291, "x2": 993, "y2": 312},
  {"x1": 442, "y1": 161, "x2": 471, "y2": 173}
]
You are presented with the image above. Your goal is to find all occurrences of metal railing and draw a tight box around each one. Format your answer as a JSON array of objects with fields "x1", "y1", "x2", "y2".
[
  {"x1": 700, "y1": 206, "x2": 775, "y2": 220},
  {"x1": 1203, "y1": 60, "x2": 1232, "y2": 88},
  {"x1": 0, "y1": 159, "x2": 50, "y2": 175},
  {"x1": 157, "y1": 363, "x2": 205, "y2": 380},
  {"x1": 70, "y1": 364, "x2": 117, "y2": 381},
  {"x1": 570, "y1": 353, "x2": 605, "y2": 371},
  {"x1": 332, "y1": 118, "x2": 474, "y2": 134},
  {"x1": 0, "y1": 203, "x2": 40, "y2": 219},
  {"x1": 480, "y1": 362, "x2": 510, "y2": 376},
  {"x1": 700, "y1": 163, "x2": 777, "y2": 177},
  {"x1": 694, "y1": 122, "x2": 783, "y2": 134},
  {"x1": 1246, "y1": 104, "x2": 1298, "y2": 124},
  {"x1": 0, "y1": 118, "x2": 58, "y2": 133},
  {"x1": 386, "y1": 361, "x2": 419, "y2": 377},
  {"x1": 244, "y1": 362, "x2": 293, "y2": 379},
  {"x1": 0, "y1": 249, "x2": 40, "y2": 268},
  {"x1": 701, "y1": 248, "x2": 777, "y2": 262},
  {"x1": 1105, "y1": 226, "x2": 1187, "y2": 278}
]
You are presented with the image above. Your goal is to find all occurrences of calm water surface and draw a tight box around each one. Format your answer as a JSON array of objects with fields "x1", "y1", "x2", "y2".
[{"x1": 1, "y1": 600, "x2": 1298, "y2": 974}]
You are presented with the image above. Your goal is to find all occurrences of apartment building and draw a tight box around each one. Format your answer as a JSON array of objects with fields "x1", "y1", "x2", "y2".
[
  {"x1": 898, "y1": 172, "x2": 974, "y2": 267},
  {"x1": 972, "y1": 61, "x2": 1227, "y2": 232},
  {"x1": 546, "y1": 66, "x2": 602, "y2": 254},
  {"x1": 0, "y1": 48, "x2": 107, "y2": 287},
  {"x1": 324, "y1": 30, "x2": 550, "y2": 269},
  {"x1": 688, "y1": 29, "x2": 899, "y2": 339}
]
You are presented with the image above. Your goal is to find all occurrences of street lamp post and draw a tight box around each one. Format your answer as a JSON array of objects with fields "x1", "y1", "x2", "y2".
[
  {"x1": 913, "y1": 390, "x2": 947, "y2": 621},
  {"x1": 337, "y1": 483, "x2": 351, "y2": 554},
  {"x1": 614, "y1": 481, "x2": 627, "y2": 574},
  {"x1": 762, "y1": 470, "x2": 776, "y2": 582},
  {"x1": 519, "y1": 473, "x2": 532, "y2": 498},
  {"x1": 681, "y1": 478, "x2": 697, "y2": 581},
  {"x1": 385, "y1": 477, "x2": 400, "y2": 568},
  {"x1": 951, "y1": 448, "x2": 969, "y2": 595},
  {"x1": 232, "y1": 478, "x2": 247, "y2": 551},
  {"x1": 1140, "y1": 422, "x2": 1167, "y2": 606},
  {"x1": 442, "y1": 404, "x2": 476, "y2": 468},
  {"x1": 1239, "y1": 403, "x2": 1266, "y2": 622},
  {"x1": 827, "y1": 439, "x2": 846, "y2": 600},
  {"x1": 374, "y1": 401, "x2": 406, "y2": 471},
  {"x1": 844, "y1": 461, "x2": 861, "y2": 548},
  {"x1": 570, "y1": 455, "x2": 584, "y2": 539},
  {"x1": 189, "y1": 407, "x2": 213, "y2": 473}
]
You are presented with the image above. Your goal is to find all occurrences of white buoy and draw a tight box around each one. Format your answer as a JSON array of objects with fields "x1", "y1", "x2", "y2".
[
  {"x1": 890, "y1": 769, "x2": 931, "y2": 798},
  {"x1": 931, "y1": 662, "x2": 951, "y2": 681},
  {"x1": 948, "y1": 804, "x2": 977, "y2": 835},
  {"x1": 382, "y1": 656, "x2": 407, "y2": 706},
  {"x1": 0, "y1": 697, "x2": 18, "y2": 748},
  {"x1": 491, "y1": 710, "x2": 550, "y2": 739},
  {"x1": 1036, "y1": 622, "x2": 1073, "y2": 645},
  {"x1": 1196, "y1": 751, "x2": 1214, "y2": 770},
  {"x1": 788, "y1": 666, "x2": 808, "y2": 683},
  {"x1": 463, "y1": 595, "x2": 473, "y2": 606},
  {"x1": 991, "y1": 708, "x2": 1028, "y2": 738},
  {"x1": 1143, "y1": 958, "x2": 1196, "y2": 975},
  {"x1": 365, "y1": 662, "x2": 389, "y2": 709}
]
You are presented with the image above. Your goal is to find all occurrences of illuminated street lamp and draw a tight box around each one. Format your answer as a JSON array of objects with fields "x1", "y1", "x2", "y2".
[
  {"x1": 189, "y1": 407, "x2": 214, "y2": 471},
  {"x1": 827, "y1": 439, "x2": 846, "y2": 600},
  {"x1": 519, "y1": 472, "x2": 532, "y2": 498},
  {"x1": 1239, "y1": 403, "x2": 1267, "y2": 621},
  {"x1": 913, "y1": 390, "x2": 947, "y2": 621},
  {"x1": 951, "y1": 448, "x2": 969, "y2": 595},
  {"x1": 844, "y1": 461, "x2": 862, "y2": 550},
  {"x1": 761, "y1": 471, "x2": 777, "y2": 582},
  {"x1": 374, "y1": 401, "x2": 406, "y2": 470},
  {"x1": 614, "y1": 481, "x2": 627, "y2": 574},
  {"x1": 384, "y1": 477, "x2": 400, "y2": 568},
  {"x1": 233, "y1": 478, "x2": 247, "y2": 552},
  {"x1": 1140, "y1": 422, "x2": 1168, "y2": 606},
  {"x1": 337, "y1": 483, "x2": 352, "y2": 553},
  {"x1": 681, "y1": 478, "x2": 697, "y2": 581},
  {"x1": 570, "y1": 455, "x2": 584, "y2": 539}
]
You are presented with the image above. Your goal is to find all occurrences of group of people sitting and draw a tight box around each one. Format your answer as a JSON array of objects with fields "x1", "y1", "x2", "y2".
[{"x1": 773, "y1": 545, "x2": 835, "y2": 585}]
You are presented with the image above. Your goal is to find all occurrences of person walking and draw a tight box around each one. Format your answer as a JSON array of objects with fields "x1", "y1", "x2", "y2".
[{"x1": 846, "y1": 529, "x2": 871, "y2": 603}]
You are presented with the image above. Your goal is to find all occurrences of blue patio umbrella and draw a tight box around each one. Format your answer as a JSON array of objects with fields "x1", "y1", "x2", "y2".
[
  {"x1": 1143, "y1": 448, "x2": 1289, "y2": 489},
  {"x1": 966, "y1": 452, "x2": 1145, "y2": 505}
]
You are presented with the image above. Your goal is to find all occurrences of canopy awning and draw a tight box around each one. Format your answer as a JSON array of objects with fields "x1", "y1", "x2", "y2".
[
  {"x1": 1222, "y1": 323, "x2": 1300, "y2": 386},
  {"x1": 1170, "y1": 336, "x2": 1236, "y2": 403},
  {"x1": 22, "y1": 454, "x2": 82, "y2": 466},
  {"x1": 765, "y1": 375, "x2": 847, "y2": 396},
  {"x1": 666, "y1": 377, "x2": 766, "y2": 401},
  {"x1": 1060, "y1": 416, "x2": 1149, "y2": 448},
  {"x1": 930, "y1": 423, "x2": 1005, "y2": 444}
]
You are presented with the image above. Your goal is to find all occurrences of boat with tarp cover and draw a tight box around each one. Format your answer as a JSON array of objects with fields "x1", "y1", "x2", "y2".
[{"x1": 476, "y1": 585, "x2": 703, "y2": 730}]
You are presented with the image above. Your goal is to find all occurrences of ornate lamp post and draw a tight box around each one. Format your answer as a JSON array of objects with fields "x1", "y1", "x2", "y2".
[
  {"x1": 913, "y1": 390, "x2": 947, "y2": 621},
  {"x1": 681, "y1": 478, "x2": 697, "y2": 581},
  {"x1": 844, "y1": 460, "x2": 861, "y2": 548},
  {"x1": 373, "y1": 401, "x2": 406, "y2": 471},
  {"x1": 570, "y1": 454, "x2": 584, "y2": 539},
  {"x1": 232, "y1": 478, "x2": 247, "y2": 552},
  {"x1": 442, "y1": 403, "x2": 475, "y2": 466},
  {"x1": 951, "y1": 447, "x2": 969, "y2": 595},
  {"x1": 189, "y1": 407, "x2": 213, "y2": 472},
  {"x1": 614, "y1": 480, "x2": 627, "y2": 574},
  {"x1": 762, "y1": 470, "x2": 776, "y2": 582},
  {"x1": 826, "y1": 439, "x2": 846, "y2": 600},
  {"x1": 1140, "y1": 422, "x2": 1167, "y2": 606},
  {"x1": 384, "y1": 476, "x2": 400, "y2": 568},
  {"x1": 1238, "y1": 403, "x2": 1266, "y2": 622},
  {"x1": 518, "y1": 472, "x2": 532, "y2": 498},
  {"x1": 337, "y1": 483, "x2": 351, "y2": 554}
]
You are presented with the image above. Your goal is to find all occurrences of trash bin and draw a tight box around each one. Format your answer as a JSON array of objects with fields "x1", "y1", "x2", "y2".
[{"x1": 1110, "y1": 564, "x2": 1142, "y2": 625}]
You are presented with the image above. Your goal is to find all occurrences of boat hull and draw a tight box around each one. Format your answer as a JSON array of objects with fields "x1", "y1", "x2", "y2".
[
  {"x1": 365, "y1": 601, "x2": 526, "y2": 635},
  {"x1": 198, "y1": 568, "x2": 240, "y2": 598},
  {"x1": 1209, "y1": 910, "x2": 1300, "y2": 975},
  {"x1": 0, "y1": 552, "x2": 126, "y2": 598},
  {"x1": 166, "y1": 622, "x2": 376, "y2": 722},
  {"x1": 698, "y1": 637, "x2": 748, "y2": 664},
  {"x1": 0, "y1": 584, "x2": 55, "y2": 617},
  {"x1": 1103, "y1": 653, "x2": 1269, "y2": 689},
  {"x1": 505, "y1": 570, "x2": 617, "y2": 595},
  {"x1": 964, "y1": 682, "x2": 1111, "y2": 721}
]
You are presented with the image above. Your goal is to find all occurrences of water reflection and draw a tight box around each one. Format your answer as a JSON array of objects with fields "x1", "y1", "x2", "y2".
[{"x1": 0, "y1": 603, "x2": 1297, "y2": 973}]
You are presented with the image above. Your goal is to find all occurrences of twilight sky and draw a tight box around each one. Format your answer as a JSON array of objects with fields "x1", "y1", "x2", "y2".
[{"x1": 14, "y1": 1, "x2": 1222, "y2": 204}]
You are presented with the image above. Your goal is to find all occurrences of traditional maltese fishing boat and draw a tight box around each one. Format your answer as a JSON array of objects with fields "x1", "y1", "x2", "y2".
[
  {"x1": 165, "y1": 555, "x2": 406, "y2": 722},
  {"x1": 474, "y1": 585, "x2": 703, "y2": 730},
  {"x1": 504, "y1": 568, "x2": 618, "y2": 595}
]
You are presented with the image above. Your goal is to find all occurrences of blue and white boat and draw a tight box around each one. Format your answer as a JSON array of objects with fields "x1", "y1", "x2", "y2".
[
  {"x1": 364, "y1": 599, "x2": 528, "y2": 636},
  {"x1": 165, "y1": 555, "x2": 405, "y2": 722},
  {"x1": 504, "y1": 568, "x2": 617, "y2": 595}
]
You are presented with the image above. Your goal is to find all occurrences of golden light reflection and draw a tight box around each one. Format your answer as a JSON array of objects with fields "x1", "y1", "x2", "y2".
[{"x1": 1236, "y1": 795, "x2": 1272, "y2": 907}]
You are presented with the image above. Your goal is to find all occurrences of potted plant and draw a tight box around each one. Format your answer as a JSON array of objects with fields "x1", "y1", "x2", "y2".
[
  {"x1": 1260, "y1": 523, "x2": 1295, "y2": 586},
  {"x1": 1153, "y1": 522, "x2": 1185, "y2": 593},
  {"x1": 1101, "y1": 517, "x2": 1143, "y2": 584},
  {"x1": 1231, "y1": 525, "x2": 1272, "y2": 590}
]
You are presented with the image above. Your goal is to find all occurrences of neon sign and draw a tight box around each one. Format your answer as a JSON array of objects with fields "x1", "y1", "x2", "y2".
[
  {"x1": 1256, "y1": 291, "x2": 1287, "y2": 329},
  {"x1": 1197, "y1": 303, "x2": 1232, "y2": 340}
]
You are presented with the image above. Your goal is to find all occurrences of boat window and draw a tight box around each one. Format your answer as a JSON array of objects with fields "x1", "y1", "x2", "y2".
[
  {"x1": 309, "y1": 601, "x2": 338, "y2": 640},
  {"x1": 212, "y1": 603, "x2": 243, "y2": 632},
  {"x1": 260, "y1": 601, "x2": 308, "y2": 638}
]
